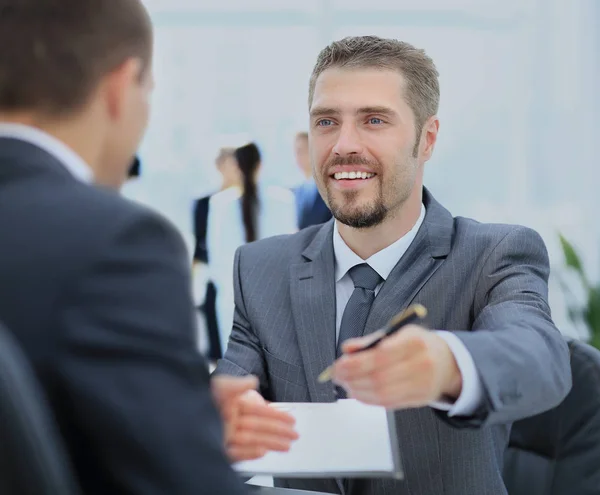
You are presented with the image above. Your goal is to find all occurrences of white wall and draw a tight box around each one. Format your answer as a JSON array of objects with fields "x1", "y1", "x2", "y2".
[{"x1": 131, "y1": 0, "x2": 600, "y2": 336}]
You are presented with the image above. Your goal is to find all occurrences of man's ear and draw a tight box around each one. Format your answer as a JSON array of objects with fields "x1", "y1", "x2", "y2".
[
  {"x1": 420, "y1": 116, "x2": 439, "y2": 161},
  {"x1": 103, "y1": 58, "x2": 143, "y2": 120}
]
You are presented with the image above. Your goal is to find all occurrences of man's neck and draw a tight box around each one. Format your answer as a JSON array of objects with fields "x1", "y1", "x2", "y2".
[{"x1": 337, "y1": 191, "x2": 423, "y2": 260}]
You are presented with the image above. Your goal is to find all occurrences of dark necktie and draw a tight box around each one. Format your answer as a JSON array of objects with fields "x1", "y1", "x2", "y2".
[{"x1": 336, "y1": 263, "x2": 382, "y2": 399}]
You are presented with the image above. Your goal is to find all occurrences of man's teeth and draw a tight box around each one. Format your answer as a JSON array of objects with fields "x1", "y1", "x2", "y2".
[{"x1": 333, "y1": 171, "x2": 375, "y2": 180}]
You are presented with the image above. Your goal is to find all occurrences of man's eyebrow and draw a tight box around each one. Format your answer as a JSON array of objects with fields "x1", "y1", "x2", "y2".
[
  {"x1": 309, "y1": 106, "x2": 398, "y2": 118},
  {"x1": 309, "y1": 107, "x2": 340, "y2": 118},
  {"x1": 356, "y1": 106, "x2": 397, "y2": 117}
]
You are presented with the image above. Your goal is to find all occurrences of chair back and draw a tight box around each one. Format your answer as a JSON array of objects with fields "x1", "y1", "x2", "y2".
[
  {"x1": 0, "y1": 321, "x2": 80, "y2": 495},
  {"x1": 504, "y1": 338, "x2": 600, "y2": 494}
]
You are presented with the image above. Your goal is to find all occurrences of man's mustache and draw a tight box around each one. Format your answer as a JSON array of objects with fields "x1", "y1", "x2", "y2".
[
  {"x1": 324, "y1": 155, "x2": 380, "y2": 174},
  {"x1": 326, "y1": 155, "x2": 374, "y2": 166}
]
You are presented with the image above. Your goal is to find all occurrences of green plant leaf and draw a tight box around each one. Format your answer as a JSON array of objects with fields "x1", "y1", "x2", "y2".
[
  {"x1": 584, "y1": 286, "x2": 600, "y2": 343},
  {"x1": 559, "y1": 233, "x2": 585, "y2": 276}
]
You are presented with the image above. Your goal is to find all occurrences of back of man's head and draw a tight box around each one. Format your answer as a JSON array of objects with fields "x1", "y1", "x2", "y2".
[
  {"x1": 0, "y1": 0, "x2": 153, "y2": 187},
  {"x1": 0, "y1": 0, "x2": 152, "y2": 116}
]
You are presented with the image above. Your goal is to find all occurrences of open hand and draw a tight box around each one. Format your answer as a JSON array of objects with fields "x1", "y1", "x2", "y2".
[{"x1": 211, "y1": 375, "x2": 299, "y2": 462}]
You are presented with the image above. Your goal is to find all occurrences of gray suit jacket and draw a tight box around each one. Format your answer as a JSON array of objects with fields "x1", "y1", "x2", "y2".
[{"x1": 216, "y1": 188, "x2": 572, "y2": 495}]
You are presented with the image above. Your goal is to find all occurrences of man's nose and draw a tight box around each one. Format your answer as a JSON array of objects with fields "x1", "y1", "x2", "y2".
[{"x1": 332, "y1": 124, "x2": 364, "y2": 156}]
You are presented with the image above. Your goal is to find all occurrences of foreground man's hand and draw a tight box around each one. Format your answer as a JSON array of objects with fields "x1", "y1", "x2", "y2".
[
  {"x1": 331, "y1": 325, "x2": 463, "y2": 409},
  {"x1": 211, "y1": 375, "x2": 299, "y2": 462}
]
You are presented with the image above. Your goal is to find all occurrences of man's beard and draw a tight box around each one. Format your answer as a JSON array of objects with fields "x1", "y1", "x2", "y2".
[
  {"x1": 319, "y1": 150, "x2": 419, "y2": 230},
  {"x1": 327, "y1": 187, "x2": 388, "y2": 229},
  {"x1": 321, "y1": 155, "x2": 388, "y2": 229}
]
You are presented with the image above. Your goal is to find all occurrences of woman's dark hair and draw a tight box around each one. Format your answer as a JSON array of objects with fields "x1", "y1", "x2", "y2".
[{"x1": 234, "y1": 142, "x2": 261, "y2": 243}]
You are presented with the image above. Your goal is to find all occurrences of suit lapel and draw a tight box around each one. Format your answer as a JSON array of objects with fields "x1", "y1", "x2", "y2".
[
  {"x1": 289, "y1": 220, "x2": 337, "y2": 402},
  {"x1": 364, "y1": 189, "x2": 455, "y2": 335},
  {"x1": 288, "y1": 189, "x2": 455, "y2": 401}
]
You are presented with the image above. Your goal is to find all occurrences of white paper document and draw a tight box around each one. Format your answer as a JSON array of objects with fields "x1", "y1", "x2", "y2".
[{"x1": 234, "y1": 399, "x2": 403, "y2": 479}]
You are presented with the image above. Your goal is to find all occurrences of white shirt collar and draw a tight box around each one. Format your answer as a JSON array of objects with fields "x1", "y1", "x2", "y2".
[
  {"x1": 0, "y1": 123, "x2": 93, "y2": 183},
  {"x1": 333, "y1": 204, "x2": 426, "y2": 283}
]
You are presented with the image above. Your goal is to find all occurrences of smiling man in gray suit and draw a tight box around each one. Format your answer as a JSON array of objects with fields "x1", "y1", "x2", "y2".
[{"x1": 216, "y1": 36, "x2": 572, "y2": 495}]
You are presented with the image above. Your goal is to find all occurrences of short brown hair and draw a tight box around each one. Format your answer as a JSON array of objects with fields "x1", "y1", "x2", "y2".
[
  {"x1": 309, "y1": 36, "x2": 440, "y2": 137},
  {"x1": 0, "y1": 0, "x2": 153, "y2": 116}
]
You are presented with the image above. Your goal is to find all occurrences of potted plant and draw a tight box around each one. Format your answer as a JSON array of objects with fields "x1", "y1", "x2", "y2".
[{"x1": 557, "y1": 234, "x2": 600, "y2": 350}]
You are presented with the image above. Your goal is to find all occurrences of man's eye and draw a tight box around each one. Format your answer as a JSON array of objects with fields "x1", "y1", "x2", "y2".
[
  {"x1": 369, "y1": 117, "x2": 383, "y2": 125},
  {"x1": 317, "y1": 119, "x2": 334, "y2": 127}
]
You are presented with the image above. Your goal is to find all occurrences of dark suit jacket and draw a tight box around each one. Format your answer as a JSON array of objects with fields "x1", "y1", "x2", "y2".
[
  {"x1": 0, "y1": 138, "x2": 248, "y2": 495},
  {"x1": 216, "y1": 188, "x2": 572, "y2": 495},
  {"x1": 295, "y1": 181, "x2": 332, "y2": 230},
  {"x1": 193, "y1": 195, "x2": 211, "y2": 263},
  {"x1": 193, "y1": 194, "x2": 222, "y2": 359}
]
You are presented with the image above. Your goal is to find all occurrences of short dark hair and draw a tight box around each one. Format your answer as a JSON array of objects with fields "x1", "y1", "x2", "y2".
[
  {"x1": 309, "y1": 36, "x2": 439, "y2": 139},
  {"x1": 0, "y1": 0, "x2": 153, "y2": 116}
]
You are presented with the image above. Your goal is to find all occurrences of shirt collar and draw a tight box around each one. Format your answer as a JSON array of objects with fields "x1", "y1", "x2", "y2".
[
  {"x1": 333, "y1": 204, "x2": 426, "y2": 283},
  {"x1": 0, "y1": 123, "x2": 93, "y2": 183}
]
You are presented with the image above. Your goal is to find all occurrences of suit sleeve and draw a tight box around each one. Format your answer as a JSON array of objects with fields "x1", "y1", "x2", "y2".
[
  {"x1": 438, "y1": 226, "x2": 572, "y2": 427},
  {"x1": 52, "y1": 210, "x2": 248, "y2": 495},
  {"x1": 214, "y1": 247, "x2": 270, "y2": 399}
]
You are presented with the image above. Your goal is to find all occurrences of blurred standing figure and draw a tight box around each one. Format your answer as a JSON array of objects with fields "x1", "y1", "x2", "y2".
[
  {"x1": 293, "y1": 131, "x2": 332, "y2": 229},
  {"x1": 0, "y1": 1, "x2": 298, "y2": 493},
  {"x1": 192, "y1": 148, "x2": 239, "y2": 360},
  {"x1": 208, "y1": 142, "x2": 296, "y2": 350}
]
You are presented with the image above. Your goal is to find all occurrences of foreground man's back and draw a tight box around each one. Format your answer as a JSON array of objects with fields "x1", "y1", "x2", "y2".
[
  {"x1": 0, "y1": 0, "x2": 251, "y2": 493},
  {"x1": 0, "y1": 138, "x2": 249, "y2": 494}
]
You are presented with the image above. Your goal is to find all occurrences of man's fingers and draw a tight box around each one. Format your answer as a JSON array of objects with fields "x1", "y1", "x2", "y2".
[
  {"x1": 240, "y1": 400, "x2": 297, "y2": 425},
  {"x1": 332, "y1": 349, "x2": 380, "y2": 381},
  {"x1": 235, "y1": 414, "x2": 299, "y2": 440},
  {"x1": 220, "y1": 389, "x2": 268, "y2": 423},
  {"x1": 341, "y1": 330, "x2": 384, "y2": 354},
  {"x1": 229, "y1": 430, "x2": 295, "y2": 452},
  {"x1": 333, "y1": 329, "x2": 426, "y2": 382},
  {"x1": 336, "y1": 359, "x2": 418, "y2": 390},
  {"x1": 344, "y1": 374, "x2": 431, "y2": 409}
]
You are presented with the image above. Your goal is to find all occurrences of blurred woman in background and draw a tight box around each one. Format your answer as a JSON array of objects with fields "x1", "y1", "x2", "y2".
[
  {"x1": 192, "y1": 148, "x2": 239, "y2": 360},
  {"x1": 207, "y1": 142, "x2": 296, "y2": 351}
]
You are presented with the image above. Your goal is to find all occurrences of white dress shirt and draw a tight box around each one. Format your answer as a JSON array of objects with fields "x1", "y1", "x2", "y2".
[
  {"x1": 333, "y1": 205, "x2": 483, "y2": 416},
  {"x1": 0, "y1": 123, "x2": 93, "y2": 183}
]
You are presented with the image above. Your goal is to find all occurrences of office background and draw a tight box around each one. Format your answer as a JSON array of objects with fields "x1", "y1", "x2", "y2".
[{"x1": 127, "y1": 0, "x2": 600, "y2": 337}]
